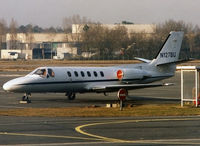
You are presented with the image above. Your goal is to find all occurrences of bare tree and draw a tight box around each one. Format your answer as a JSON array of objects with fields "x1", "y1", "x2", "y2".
[
  {"x1": 156, "y1": 19, "x2": 194, "y2": 36},
  {"x1": 81, "y1": 25, "x2": 130, "y2": 60},
  {"x1": 62, "y1": 15, "x2": 94, "y2": 59},
  {"x1": 63, "y1": 14, "x2": 93, "y2": 42},
  {"x1": 25, "y1": 24, "x2": 34, "y2": 50},
  {"x1": 109, "y1": 26, "x2": 129, "y2": 58},
  {"x1": 9, "y1": 18, "x2": 18, "y2": 50},
  {"x1": 63, "y1": 15, "x2": 91, "y2": 33},
  {"x1": 0, "y1": 19, "x2": 6, "y2": 51}
]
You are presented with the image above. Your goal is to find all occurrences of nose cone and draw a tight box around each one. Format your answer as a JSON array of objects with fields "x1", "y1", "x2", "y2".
[
  {"x1": 3, "y1": 80, "x2": 16, "y2": 92},
  {"x1": 3, "y1": 77, "x2": 28, "y2": 92},
  {"x1": 3, "y1": 76, "x2": 39, "y2": 93},
  {"x1": 3, "y1": 82, "x2": 11, "y2": 91}
]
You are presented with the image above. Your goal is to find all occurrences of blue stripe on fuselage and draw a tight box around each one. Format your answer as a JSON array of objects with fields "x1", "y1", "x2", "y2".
[{"x1": 19, "y1": 75, "x2": 172, "y2": 86}]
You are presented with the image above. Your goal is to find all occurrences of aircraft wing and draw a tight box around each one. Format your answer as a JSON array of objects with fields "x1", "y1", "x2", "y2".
[{"x1": 90, "y1": 83, "x2": 174, "y2": 92}]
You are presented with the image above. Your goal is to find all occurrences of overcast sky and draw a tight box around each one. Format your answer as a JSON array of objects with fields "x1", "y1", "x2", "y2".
[{"x1": 0, "y1": 0, "x2": 199, "y2": 28}]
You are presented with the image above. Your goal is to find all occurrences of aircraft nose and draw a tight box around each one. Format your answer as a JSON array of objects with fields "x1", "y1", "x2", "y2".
[
  {"x1": 3, "y1": 76, "x2": 33, "y2": 92},
  {"x1": 3, "y1": 82, "x2": 12, "y2": 91},
  {"x1": 3, "y1": 79, "x2": 19, "y2": 92}
]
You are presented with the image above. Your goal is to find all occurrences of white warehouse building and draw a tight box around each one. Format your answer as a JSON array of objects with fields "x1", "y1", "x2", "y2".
[
  {"x1": 1, "y1": 23, "x2": 156, "y2": 59},
  {"x1": 3, "y1": 33, "x2": 78, "y2": 59}
]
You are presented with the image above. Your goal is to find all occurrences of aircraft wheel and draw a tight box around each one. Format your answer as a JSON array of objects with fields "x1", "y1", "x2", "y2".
[
  {"x1": 22, "y1": 93, "x2": 31, "y2": 103},
  {"x1": 22, "y1": 95, "x2": 26, "y2": 101},
  {"x1": 68, "y1": 93, "x2": 76, "y2": 100}
]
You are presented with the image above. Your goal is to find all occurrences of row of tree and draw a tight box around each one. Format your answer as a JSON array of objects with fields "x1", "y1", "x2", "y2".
[
  {"x1": 0, "y1": 18, "x2": 64, "y2": 34},
  {"x1": 0, "y1": 15, "x2": 91, "y2": 34},
  {"x1": 1, "y1": 16, "x2": 200, "y2": 59},
  {"x1": 80, "y1": 19, "x2": 200, "y2": 60}
]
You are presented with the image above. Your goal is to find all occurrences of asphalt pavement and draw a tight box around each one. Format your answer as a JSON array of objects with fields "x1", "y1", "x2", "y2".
[
  {"x1": 0, "y1": 116, "x2": 200, "y2": 145},
  {"x1": 0, "y1": 71, "x2": 200, "y2": 145}
]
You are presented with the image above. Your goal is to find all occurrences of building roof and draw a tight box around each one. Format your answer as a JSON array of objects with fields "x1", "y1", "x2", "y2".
[{"x1": 6, "y1": 33, "x2": 78, "y2": 43}]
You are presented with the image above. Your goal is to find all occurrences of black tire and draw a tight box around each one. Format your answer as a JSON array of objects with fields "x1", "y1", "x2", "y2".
[
  {"x1": 68, "y1": 93, "x2": 76, "y2": 100},
  {"x1": 22, "y1": 96, "x2": 26, "y2": 101}
]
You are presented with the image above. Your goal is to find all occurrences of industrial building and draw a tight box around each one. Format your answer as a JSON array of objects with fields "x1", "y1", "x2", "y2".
[
  {"x1": 1, "y1": 24, "x2": 156, "y2": 60},
  {"x1": 1, "y1": 33, "x2": 79, "y2": 59}
]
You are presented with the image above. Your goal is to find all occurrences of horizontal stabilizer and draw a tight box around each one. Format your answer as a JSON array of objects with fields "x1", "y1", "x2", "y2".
[{"x1": 134, "y1": 57, "x2": 151, "y2": 63}]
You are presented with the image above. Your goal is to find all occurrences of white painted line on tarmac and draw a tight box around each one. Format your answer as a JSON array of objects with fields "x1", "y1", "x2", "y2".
[
  {"x1": 0, "y1": 138, "x2": 200, "y2": 145},
  {"x1": 0, "y1": 132, "x2": 100, "y2": 141},
  {"x1": 0, "y1": 106, "x2": 25, "y2": 109},
  {"x1": 0, "y1": 141, "x2": 115, "y2": 146},
  {"x1": 0, "y1": 74, "x2": 23, "y2": 77}
]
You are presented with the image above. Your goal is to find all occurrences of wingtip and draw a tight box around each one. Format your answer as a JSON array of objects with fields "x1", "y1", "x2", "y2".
[{"x1": 163, "y1": 83, "x2": 174, "y2": 86}]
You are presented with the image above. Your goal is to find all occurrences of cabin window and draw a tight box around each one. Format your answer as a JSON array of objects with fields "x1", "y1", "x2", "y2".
[
  {"x1": 100, "y1": 71, "x2": 104, "y2": 77},
  {"x1": 74, "y1": 71, "x2": 78, "y2": 77},
  {"x1": 48, "y1": 68, "x2": 55, "y2": 77},
  {"x1": 67, "y1": 71, "x2": 71, "y2": 77},
  {"x1": 81, "y1": 71, "x2": 85, "y2": 77},
  {"x1": 93, "y1": 71, "x2": 98, "y2": 77},
  {"x1": 87, "y1": 71, "x2": 91, "y2": 77},
  {"x1": 33, "y1": 68, "x2": 47, "y2": 77}
]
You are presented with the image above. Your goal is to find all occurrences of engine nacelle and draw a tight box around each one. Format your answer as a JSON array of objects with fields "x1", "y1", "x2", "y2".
[{"x1": 117, "y1": 68, "x2": 148, "y2": 81}]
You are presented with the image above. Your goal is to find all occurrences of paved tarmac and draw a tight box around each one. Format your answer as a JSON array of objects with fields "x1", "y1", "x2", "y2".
[
  {"x1": 0, "y1": 116, "x2": 200, "y2": 145},
  {"x1": 1, "y1": 71, "x2": 200, "y2": 145}
]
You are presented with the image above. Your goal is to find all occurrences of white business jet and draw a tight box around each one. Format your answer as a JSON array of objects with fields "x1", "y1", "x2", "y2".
[{"x1": 3, "y1": 31, "x2": 184, "y2": 102}]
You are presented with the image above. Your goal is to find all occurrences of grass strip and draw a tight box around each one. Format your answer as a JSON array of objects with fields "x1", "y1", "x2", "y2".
[{"x1": 0, "y1": 104, "x2": 199, "y2": 117}]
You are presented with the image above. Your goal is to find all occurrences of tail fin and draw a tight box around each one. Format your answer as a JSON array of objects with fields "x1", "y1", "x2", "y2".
[{"x1": 151, "y1": 31, "x2": 184, "y2": 66}]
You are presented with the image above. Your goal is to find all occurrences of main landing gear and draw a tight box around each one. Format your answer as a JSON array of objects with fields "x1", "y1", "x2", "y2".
[
  {"x1": 21, "y1": 93, "x2": 31, "y2": 103},
  {"x1": 65, "y1": 92, "x2": 76, "y2": 100}
]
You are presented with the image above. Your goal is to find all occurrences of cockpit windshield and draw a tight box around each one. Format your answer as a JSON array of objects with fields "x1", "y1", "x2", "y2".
[
  {"x1": 48, "y1": 68, "x2": 55, "y2": 77},
  {"x1": 33, "y1": 68, "x2": 55, "y2": 78},
  {"x1": 33, "y1": 68, "x2": 46, "y2": 76}
]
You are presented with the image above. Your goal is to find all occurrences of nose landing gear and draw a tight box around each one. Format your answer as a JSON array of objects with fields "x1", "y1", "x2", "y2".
[
  {"x1": 21, "y1": 93, "x2": 31, "y2": 103},
  {"x1": 65, "y1": 92, "x2": 76, "y2": 100}
]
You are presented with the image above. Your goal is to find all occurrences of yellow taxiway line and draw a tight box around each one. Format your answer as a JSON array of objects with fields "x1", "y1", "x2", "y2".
[
  {"x1": 75, "y1": 117, "x2": 200, "y2": 143},
  {"x1": 0, "y1": 117, "x2": 200, "y2": 145}
]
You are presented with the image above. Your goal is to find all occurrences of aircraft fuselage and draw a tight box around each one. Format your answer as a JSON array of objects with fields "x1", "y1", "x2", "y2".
[{"x1": 3, "y1": 64, "x2": 173, "y2": 93}]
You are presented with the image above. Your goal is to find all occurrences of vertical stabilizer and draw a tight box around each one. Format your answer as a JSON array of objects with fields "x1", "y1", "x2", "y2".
[{"x1": 151, "y1": 31, "x2": 184, "y2": 66}]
